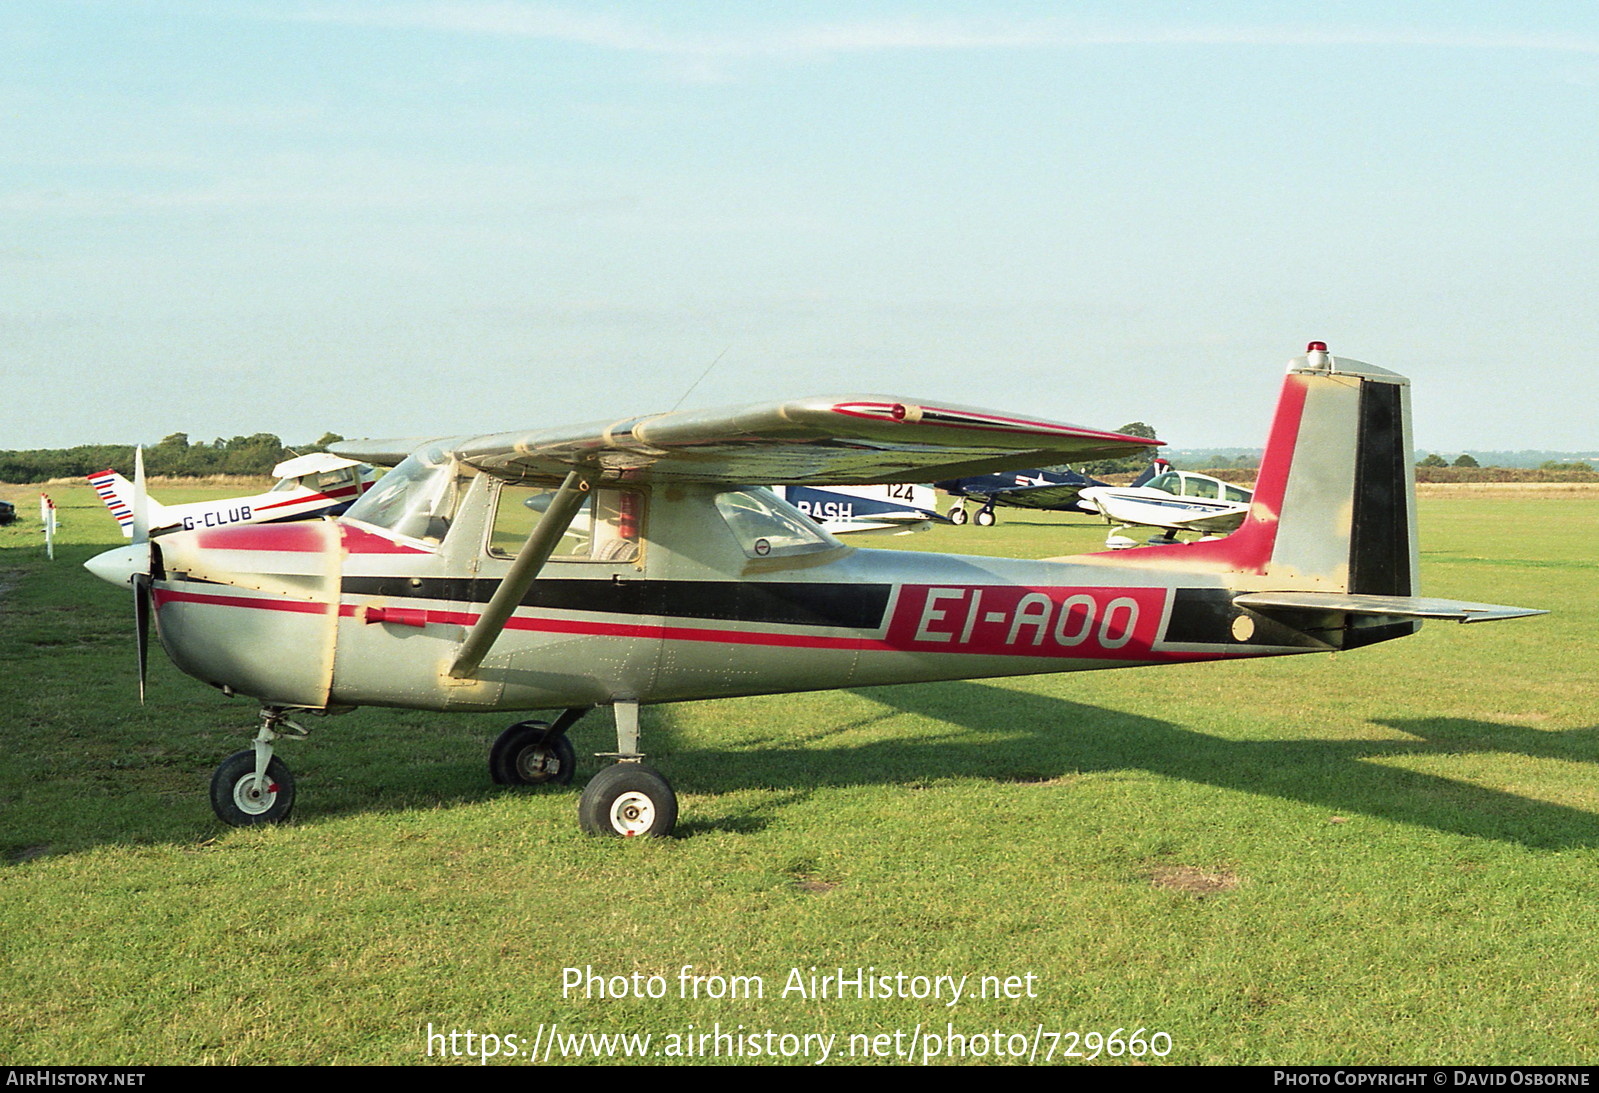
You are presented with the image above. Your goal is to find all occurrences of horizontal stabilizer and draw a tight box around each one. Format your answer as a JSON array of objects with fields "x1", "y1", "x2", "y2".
[{"x1": 1234, "y1": 591, "x2": 1545, "y2": 624}]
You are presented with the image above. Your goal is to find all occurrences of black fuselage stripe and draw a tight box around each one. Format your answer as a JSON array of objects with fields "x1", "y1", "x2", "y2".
[{"x1": 340, "y1": 577, "x2": 892, "y2": 630}]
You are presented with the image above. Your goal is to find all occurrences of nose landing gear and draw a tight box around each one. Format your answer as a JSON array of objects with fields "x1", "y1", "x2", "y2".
[{"x1": 209, "y1": 707, "x2": 309, "y2": 826}]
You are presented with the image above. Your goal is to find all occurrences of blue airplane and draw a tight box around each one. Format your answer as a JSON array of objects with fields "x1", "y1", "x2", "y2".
[
  {"x1": 775, "y1": 483, "x2": 949, "y2": 535},
  {"x1": 937, "y1": 460, "x2": 1167, "y2": 526}
]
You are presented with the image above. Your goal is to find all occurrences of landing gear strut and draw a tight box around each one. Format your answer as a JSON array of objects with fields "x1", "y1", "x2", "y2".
[
  {"x1": 577, "y1": 700, "x2": 677, "y2": 837},
  {"x1": 210, "y1": 706, "x2": 309, "y2": 826}
]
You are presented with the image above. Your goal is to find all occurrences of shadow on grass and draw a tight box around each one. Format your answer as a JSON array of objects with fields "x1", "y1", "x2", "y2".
[
  {"x1": 8, "y1": 679, "x2": 1599, "y2": 858},
  {"x1": 662, "y1": 683, "x2": 1599, "y2": 849}
]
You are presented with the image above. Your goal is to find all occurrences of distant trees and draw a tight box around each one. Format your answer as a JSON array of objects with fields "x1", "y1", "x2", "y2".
[
  {"x1": 1418, "y1": 453, "x2": 1448, "y2": 468},
  {"x1": 1080, "y1": 422, "x2": 1162, "y2": 475},
  {"x1": 0, "y1": 432, "x2": 346, "y2": 483},
  {"x1": 1452, "y1": 454, "x2": 1480, "y2": 468}
]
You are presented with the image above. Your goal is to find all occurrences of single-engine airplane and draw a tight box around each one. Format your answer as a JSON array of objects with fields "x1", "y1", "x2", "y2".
[
  {"x1": 84, "y1": 343, "x2": 1542, "y2": 837},
  {"x1": 89, "y1": 452, "x2": 376, "y2": 538},
  {"x1": 936, "y1": 461, "x2": 1171, "y2": 526},
  {"x1": 1080, "y1": 466, "x2": 1254, "y2": 548}
]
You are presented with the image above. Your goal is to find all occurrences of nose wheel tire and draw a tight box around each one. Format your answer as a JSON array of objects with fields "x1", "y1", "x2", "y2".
[
  {"x1": 578, "y1": 764, "x2": 677, "y2": 838},
  {"x1": 489, "y1": 721, "x2": 578, "y2": 786},
  {"x1": 210, "y1": 750, "x2": 295, "y2": 826},
  {"x1": 947, "y1": 504, "x2": 968, "y2": 525}
]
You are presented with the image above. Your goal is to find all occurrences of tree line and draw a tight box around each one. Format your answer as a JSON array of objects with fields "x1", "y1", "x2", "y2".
[{"x1": 0, "y1": 432, "x2": 344, "y2": 484}]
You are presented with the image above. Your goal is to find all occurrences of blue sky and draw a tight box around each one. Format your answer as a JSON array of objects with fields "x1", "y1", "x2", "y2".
[{"x1": 5, "y1": 1, "x2": 1596, "y2": 452}]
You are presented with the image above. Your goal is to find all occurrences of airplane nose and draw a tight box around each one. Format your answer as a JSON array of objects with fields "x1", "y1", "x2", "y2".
[{"x1": 84, "y1": 544, "x2": 146, "y2": 588}]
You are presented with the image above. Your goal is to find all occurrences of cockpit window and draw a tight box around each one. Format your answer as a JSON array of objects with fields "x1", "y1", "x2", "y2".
[
  {"x1": 714, "y1": 488, "x2": 842, "y2": 559},
  {"x1": 341, "y1": 446, "x2": 463, "y2": 544},
  {"x1": 490, "y1": 485, "x2": 642, "y2": 563}
]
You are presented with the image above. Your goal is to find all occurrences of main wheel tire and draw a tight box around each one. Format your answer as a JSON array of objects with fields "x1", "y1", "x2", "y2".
[
  {"x1": 947, "y1": 504, "x2": 968, "y2": 525},
  {"x1": 578, "y1": 764, "x2": 677, "y2": 838},
  {"x1": 974, "y1": 508, "x2": 996, "y2": 526},
  {"x1": 489, "y1": 721, "x2": 578, "y2": 786},
  {"x1": 210, "y1": 749, "x2": 295, "y2": 826}
]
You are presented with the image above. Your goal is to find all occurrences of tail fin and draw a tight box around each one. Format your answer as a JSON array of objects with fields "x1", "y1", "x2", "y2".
[
  {"x1": 1126, "y1": 457, "x2": 1172, "y2": 490},
  {"x1": 1119, "y1": 343, "x2": 1417, "y2": 596},
  {"x1": 87, "y1": 468, "x2": 171, "y2": 539},
  {"x1": 1248, "y1": 342, "x2": 1417, "y2": 596},
  {"x1": 1123, "y1": 343, "x2": 1540, "y2": 644}
]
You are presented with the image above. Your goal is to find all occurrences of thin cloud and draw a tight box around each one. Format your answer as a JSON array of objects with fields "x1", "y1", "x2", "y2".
[{"x1": 274, "y1": 4, "x2": 1599, "y2": 59}]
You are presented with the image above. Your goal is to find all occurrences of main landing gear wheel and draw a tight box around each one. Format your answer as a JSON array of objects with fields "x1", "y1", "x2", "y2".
[
  {"x1": 948, "y1": 504, "x2": 968, "y2": 525},
  {"x1": 578, "y1": 764, "x2": 677, "y2": 838},
  {"x1": 974, "y1": 508, "x2": 996, "y2": 526},
  {"x1": 489, "y1": 721, "x2": 578, "y2": 786},
  {"x1": 210, "y1": 749, "x2": 295, "y2": 826}
]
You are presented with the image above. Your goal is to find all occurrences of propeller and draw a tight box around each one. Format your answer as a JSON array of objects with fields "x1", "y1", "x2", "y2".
[
  {"x1": 131, "y1": 447, "x2": 152, "y2": 702},
  {"x1": 82, "y1": 446, "x2": 163, "y2": 701}
]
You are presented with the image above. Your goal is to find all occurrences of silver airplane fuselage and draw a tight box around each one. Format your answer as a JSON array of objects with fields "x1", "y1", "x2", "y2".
[{"x1": 133, "y1": 485, "x2": 1319, "y2": 718}]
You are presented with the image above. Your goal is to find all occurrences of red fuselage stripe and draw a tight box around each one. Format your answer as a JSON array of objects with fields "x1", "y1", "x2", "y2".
[{"x1": 153, "y1": 587, "x2": 1248, "y2": 664}]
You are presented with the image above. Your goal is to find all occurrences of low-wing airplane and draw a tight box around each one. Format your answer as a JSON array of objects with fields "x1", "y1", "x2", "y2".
[
  {"x1": 936, "y1": 461, "x2": 1170, "y2": 526},
  {"x1": 775, "y1": 483, "x2": 947, "y2": 535},
  {"x1": 1079, "y1": 466, "x2": 1254, "y2": 548},
  {"x1": 89, "y1": 452, "x2": 376, "y2": 538},
  {"x1": 84, "y1": 344, "x2": 1542, "y2": 838}
]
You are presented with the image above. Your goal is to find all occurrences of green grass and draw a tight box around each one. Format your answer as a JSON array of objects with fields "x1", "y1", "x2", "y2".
[{"x1": 0, "y1": 486, "x2": 1594, "y2": 1065}]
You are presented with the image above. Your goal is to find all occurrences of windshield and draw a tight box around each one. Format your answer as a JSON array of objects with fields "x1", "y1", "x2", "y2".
[
  {"x1": 342, "y1": 446, "x2": 461, "y2": 543},
  {"x1": 1147, "y1": 472, "x2": 1181, "y2": 495}
]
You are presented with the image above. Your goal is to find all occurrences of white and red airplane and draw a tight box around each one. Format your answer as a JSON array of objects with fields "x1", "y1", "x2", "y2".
[
  {"x1": 89, "y1": 452, "x2": 375, "y2": 538},
  {"x1": 84, "y1": 344, "x2": 1541, "y2": 837},
  {"x1": 1079, "y1": 462, "x2": 1255, "y2": 547}
]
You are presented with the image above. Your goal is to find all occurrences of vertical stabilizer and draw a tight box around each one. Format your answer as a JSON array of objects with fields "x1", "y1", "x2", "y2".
[
  {"x1": 1111, "y1": 343, "x2": 1418, "y2": 598},
  {"x1": 87, "y1": 469, "x2": 172, "y2": 539},
  {"x1": 1258, "y1": 344, "x2": 1416, "y2": 595}
]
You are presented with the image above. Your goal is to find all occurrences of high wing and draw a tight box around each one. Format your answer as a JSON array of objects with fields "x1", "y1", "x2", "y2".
[{"x1": 332, "y1": 396, "x2": 1157, "y2": 486}]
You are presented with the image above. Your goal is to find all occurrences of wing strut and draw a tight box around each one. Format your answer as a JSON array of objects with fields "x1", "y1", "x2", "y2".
[{"x1": 449, "y1": 469, "x2": 595, "y2": 680}]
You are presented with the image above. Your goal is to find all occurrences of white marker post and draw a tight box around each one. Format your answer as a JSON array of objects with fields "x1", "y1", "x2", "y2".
[{"x1": 40, "y1": 493, "x2": 57, "y2": 559}]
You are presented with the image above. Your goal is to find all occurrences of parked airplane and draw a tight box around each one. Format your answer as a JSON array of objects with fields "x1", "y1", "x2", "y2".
[
  {"x1": 90, "y1": 452, "x2": 376, "y2": 538},
  {"x1": 1080, "y1": 466, "x2": 1254, "y2": 548},
  {"x1": 84, "y1": 344, "x2": 1541, "y2": 838},
  {"x1": 937, "y1": 462, "x2": 1166, "y2": 526},
  {"x1": 775, "y1": 483, "x2": 947, "y2": 535}
]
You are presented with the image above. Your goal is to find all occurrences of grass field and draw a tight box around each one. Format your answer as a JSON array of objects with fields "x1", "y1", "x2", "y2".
[{"x1": 0, "y1": 483, "x2": 1594, "y2": 1066}]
